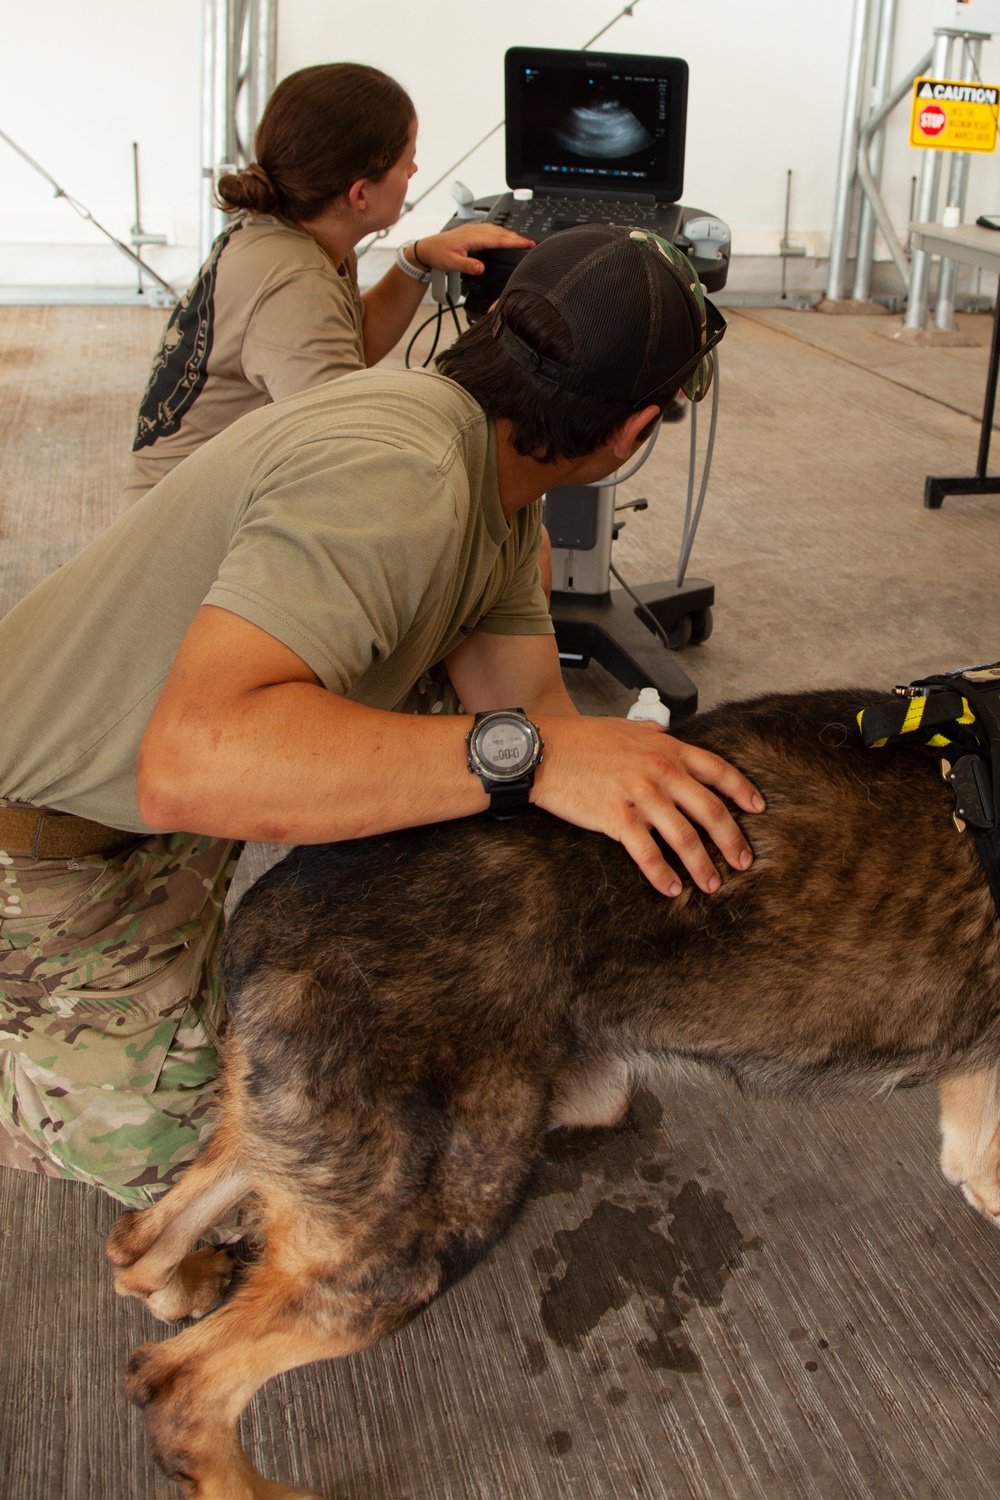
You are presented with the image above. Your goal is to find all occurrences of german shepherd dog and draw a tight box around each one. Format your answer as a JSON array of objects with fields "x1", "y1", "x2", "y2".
[{"x1": 107, "y1": 688, "x2": 1000, "y2": 1500}]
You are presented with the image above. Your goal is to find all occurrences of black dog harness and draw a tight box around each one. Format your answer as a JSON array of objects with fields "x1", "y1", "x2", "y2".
[{"x1": 857, "y1": 662, "x2": 1000, "y2": 919}]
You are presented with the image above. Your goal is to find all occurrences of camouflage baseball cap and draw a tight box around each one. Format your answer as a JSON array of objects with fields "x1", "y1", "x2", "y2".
[{"x1": 492, "y1": 222, "x2": 726, "y2": 408}]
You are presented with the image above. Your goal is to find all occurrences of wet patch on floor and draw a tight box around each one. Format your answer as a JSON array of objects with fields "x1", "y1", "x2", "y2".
[{"x1": 535, "y1": 1179, "x2": 753, "y2": 1373}]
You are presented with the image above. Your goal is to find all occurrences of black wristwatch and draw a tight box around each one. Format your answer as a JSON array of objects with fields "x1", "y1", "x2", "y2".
[{"x1": 466, "y1": 709, "x2": 544, "y2": 819}]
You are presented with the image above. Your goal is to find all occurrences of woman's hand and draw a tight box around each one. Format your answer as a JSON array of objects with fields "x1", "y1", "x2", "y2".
[
  {"x1": 408, "y1": 223, "x2": 535, "y2": 277},
  {"x1": 368, "y1": 223, "x2": 534, "y2": 363}
]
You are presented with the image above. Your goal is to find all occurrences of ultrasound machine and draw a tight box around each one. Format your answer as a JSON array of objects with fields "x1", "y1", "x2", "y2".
[{"x1": 440, "y1": 46, "x2": 733, "y2": 717}]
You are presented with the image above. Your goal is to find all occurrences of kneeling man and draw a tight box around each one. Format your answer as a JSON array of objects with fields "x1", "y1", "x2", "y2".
[{"x1": 0, "y1": 226, "x2": 762, "y2": 1201}]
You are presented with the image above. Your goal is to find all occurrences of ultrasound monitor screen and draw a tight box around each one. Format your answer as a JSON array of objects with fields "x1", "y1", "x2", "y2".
[{"x1": 505, "y1": 48, "x2": 688, "y2": 201}]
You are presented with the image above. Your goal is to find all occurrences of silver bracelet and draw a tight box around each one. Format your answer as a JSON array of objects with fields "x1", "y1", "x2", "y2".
[{"x1": 395, "y1": 241, "x2": 433, "y2": 283}]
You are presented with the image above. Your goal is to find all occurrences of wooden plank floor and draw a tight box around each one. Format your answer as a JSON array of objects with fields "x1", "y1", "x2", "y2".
[{"x1": 3, "y1": 303, "x2": 1000, "y2": 1499}]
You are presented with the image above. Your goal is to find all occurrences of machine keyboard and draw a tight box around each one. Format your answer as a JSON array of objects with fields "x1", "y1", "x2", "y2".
[{"x1": 490, "y1": 195, "x2": 681, "y2": 241}]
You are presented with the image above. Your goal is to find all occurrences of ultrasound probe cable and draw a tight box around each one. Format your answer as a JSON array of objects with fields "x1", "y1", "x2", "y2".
[
  {"x1": 607, "y1": 350, "x2": 721, "y2": 651},
  {"x1": 579, "y1": 347, "x2": 720, "y2": 565},
  {"x1": 404, "y1": 295, "x2": 464, "y2": 368},
  {"x1": 676, "y1": 349, "x2": 720, "y2": 587}
]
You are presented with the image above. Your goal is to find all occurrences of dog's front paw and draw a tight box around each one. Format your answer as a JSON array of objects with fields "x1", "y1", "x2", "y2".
[
  {"x1": 958, "y1": 1178, "x2": 1000, "y2": 1225},
  {"x1": 250, "y1": 1483, "x2": 327, "y2": 1500},
  {"x1": 120, "y1": 1245, "x2": 234, "y2": 1323},
  {"x1": 107, "y1": 1205, "x2": 160, "y2": 1270},
  {"x1": 127, "y1": 1342, "x2": 328, "y2": 1499},
  {"x1": 199, "y1": 1480, "x2": 327, "y2": 1500},
  {"x1": 940, "y1": 1130, "x2": 1000, "y2": 1223},
  {"x1": 125, "y1": 1343, "x2": 206, "y2": 1481}
]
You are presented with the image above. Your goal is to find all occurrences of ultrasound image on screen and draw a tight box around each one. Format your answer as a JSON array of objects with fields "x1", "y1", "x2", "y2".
[
  {"x1": 518, "y1": 65, "x2": 672, "y2": 187},
  {"x1": 554, "y1": 94, "x2": 654, "y2": 159}
]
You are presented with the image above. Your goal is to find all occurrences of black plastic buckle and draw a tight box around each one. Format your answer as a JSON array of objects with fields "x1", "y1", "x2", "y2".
[{"x1": 943, "y1": 754, "x2": 995, "y2": 830}]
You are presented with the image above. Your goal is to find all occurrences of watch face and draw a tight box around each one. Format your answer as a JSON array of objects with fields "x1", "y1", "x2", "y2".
[{"x1": 475, "y1": 715, "x2": 536, "y2": 780}]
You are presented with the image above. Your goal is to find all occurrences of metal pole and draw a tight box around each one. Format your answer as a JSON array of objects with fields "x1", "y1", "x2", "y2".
[
  {"x1": 199, "y1": 0, "x2": 235, "y2": 264},
  {"x1": 245, "y1": 0, "x2": 259, "y2": 158},
  {"x1": 228, "y1": 0, "x2": 244, "y2": 162},
  {"x1": 241, "y1": 0, "x2": 277, "y2": 162},
  {"x1": 934, "y1": 35, "x2": 982, "y2": 331},
  {"x1": 255, "y1": 0, "x2": 277, "y2": 123},
  {"x1": 199, "y1": 0, "x2": 277, "y2": 262},
  {"x1": 855, "y1": 47, "x2": 933, "y2": 288},
  {"x1": 200, "y1": 0, "x2": 220, "y2": 263},
  {"x1": 0, "y1": 126, "x2": 176, "y2": 297},
  {"x1": 237, "y1": 0, "x2": 254, "y2": 166},
  {"x1": 132, "y1": 142, "x2": 143, "y2": 297},
  {"x1": 826, "y1": 0, "x2": 873, "y2": 302},
  {"x1": 781, "y1": 169, "x2": 792, "y2": 300},
  {"x1": 852, "y1": 0, "x2": 897, "y2": 302},
  {"x1": 904, "y1": 28, "x2": 954, "y2": 330}
]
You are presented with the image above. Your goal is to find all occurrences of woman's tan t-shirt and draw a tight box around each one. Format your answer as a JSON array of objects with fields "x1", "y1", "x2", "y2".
[{"x1": 126, "y1": 214, "x2": 366, "y2": 501}]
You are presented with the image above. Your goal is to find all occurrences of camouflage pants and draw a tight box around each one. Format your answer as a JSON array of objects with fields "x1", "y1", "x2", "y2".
[
  {"x1": 0, "y1": 667, "x2": 462, "y2": 1208},
  {"x1": 405, "y1": 662, "x2": 463, "y2": 718},
  {"x1": 0, "y1": 832, "x2": 239, "y2": 1207}
]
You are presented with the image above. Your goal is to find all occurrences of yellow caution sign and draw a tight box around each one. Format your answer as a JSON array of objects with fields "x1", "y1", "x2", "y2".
[{"x1": 910, "y1": 77, "x2": 999, "y2": 152}]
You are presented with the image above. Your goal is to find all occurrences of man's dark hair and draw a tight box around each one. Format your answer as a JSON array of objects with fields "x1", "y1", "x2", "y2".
[{"x1": 436, "y1": 292, "x2": 672, "y2": 464}]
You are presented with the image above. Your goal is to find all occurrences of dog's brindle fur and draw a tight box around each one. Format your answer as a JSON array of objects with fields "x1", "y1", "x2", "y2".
[{"x1": 107, "y1": 690, "x2": 1000, "y2": 1500}]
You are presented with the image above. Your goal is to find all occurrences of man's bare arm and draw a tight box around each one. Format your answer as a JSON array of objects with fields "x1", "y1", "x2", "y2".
[
  {"x1": 444, "y1": 628, "x2": 577, "y2": 717},
  {"x1": 138, "y1": 608, "x2": 763, "y2": 896},
  {"x1": 137, "y1": 606, "x2": 487, "y2": 843}
]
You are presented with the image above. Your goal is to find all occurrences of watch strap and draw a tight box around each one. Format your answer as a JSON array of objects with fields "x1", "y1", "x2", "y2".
[
  {"x1": 395, "y1": 241, "x2": 433, "y2": 284},
  {"x1": 485, "y1": 775, "x2": 534, "y2": 820}
]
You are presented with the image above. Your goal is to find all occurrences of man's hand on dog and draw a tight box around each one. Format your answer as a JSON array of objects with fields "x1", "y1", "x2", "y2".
[
  {"x1": 140, "y1": 615, "x2": 762, "y2": 896},
  {"x1": 532, "y1": 715, "x2": 765, "y2": 898}
]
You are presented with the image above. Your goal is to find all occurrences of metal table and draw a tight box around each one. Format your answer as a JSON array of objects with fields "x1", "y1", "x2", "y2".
[{"x1": 910, "y1": 221, "x2": 1000, "y2": 508}]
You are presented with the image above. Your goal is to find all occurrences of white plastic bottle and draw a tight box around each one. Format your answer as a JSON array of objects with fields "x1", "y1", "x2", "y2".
[{"x1": 627, "y1": 686, "x2": 671, "y2": 728}]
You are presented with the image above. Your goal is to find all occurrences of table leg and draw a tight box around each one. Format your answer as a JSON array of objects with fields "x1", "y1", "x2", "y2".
[
  {"x1": 976, "y1": 293, "x2": 1000, "y2": 478},
  {"x1": 924, "y1": 290, "x2": 1000, "y2": 506}
]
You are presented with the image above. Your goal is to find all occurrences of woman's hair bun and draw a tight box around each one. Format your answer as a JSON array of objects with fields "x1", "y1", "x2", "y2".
[{"x1": 215, "y1": 162, "x2": 278, "y2": 215}]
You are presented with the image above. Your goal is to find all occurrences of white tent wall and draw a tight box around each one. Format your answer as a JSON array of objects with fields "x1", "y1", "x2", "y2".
[
  {"x1": 3, "y1": 0, "x2": 1000, "y2": 296},
  {"x1": 1, "y1": 0, "x2": 204, "y2": 290}
]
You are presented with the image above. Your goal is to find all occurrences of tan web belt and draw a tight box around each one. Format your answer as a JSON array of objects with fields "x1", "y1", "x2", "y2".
[{"x1": 0, "y1": 804, "x2": 138, "y2": 860}]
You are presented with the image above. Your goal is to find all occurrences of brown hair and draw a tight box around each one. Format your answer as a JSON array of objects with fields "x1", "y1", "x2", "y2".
[
  {"x1": 216, "y1": 63, "x2": 415, "y2": 222},
  {"x1": 436, "y1": 292, "x2": 669, "y2": 463}
]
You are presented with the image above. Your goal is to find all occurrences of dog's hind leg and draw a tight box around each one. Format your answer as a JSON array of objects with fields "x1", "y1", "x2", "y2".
[
  {"x1": 107, "y1": 1117, "x2": 250, "y2": 1322},
  {"x1": 939, "y1": 1069, "x2": 1000, "y2": 1223}
]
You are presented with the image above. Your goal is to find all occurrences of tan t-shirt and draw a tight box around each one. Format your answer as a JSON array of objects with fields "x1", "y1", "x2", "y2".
[
  {"x1": 0, "y1": 370, "x2": 552, "y2": 834},
  {"x1": 125, "y1": 214, "x2": 366, "y2": 501}
]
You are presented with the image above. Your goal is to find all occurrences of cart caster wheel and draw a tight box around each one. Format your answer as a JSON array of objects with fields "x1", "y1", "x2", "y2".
[
  {"x1": 665, "y1": 614, "x2": 693, "y2": 650},
  {"x1": 689, "y1": 607, "x2": 713, "y2": 645}
]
